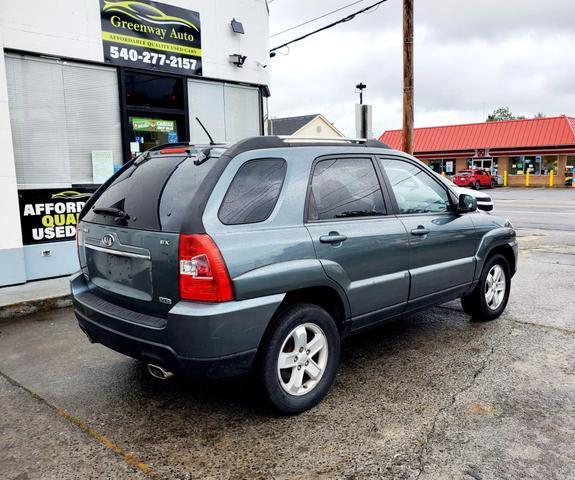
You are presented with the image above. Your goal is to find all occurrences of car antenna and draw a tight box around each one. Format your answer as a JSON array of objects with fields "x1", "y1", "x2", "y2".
[{"x1": 196, "y1": 117, "x2": 215, "y2": 145}]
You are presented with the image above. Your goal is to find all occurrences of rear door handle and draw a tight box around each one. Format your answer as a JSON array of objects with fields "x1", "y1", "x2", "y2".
[
  {"x1": 411, "y1": 227, "x2": 430, "y2": 236},
  {"x1": 320, "y1": 234, "x2": 348, "y2": 244}
]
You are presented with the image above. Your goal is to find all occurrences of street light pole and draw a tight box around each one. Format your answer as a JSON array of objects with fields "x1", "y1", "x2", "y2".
[{"x1": 402, "y1": 0, "x2": 414, "y2": 154}]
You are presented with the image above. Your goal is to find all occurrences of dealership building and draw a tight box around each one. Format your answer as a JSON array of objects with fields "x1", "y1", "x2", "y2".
[
  {"x1": 0, "y1": 0, "x2": 270, "y2": 286},
  {"x1": 380, "y1": 116, "x2": 575, "y2": 185}
]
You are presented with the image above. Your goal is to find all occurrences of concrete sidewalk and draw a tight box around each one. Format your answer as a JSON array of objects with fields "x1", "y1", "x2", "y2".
[{"x1": 0, "y1": 276, "x2": 72, "y2": 320}]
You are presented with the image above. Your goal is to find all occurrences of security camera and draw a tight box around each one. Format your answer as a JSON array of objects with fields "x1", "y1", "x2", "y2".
[
  {"x1": 229, "y1": 54, "x2": 247, "y2": 68},
  {"x1": 255, "y1": 60, "x2": 267, "y2": 69}
]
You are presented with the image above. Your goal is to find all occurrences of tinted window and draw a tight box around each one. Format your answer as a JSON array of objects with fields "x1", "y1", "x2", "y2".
[
  {"x1": 308, "y1": 158, "x2": 386, "y2": 221},
  {"x1": 84, "y1": 151, "x2": 223, "y2": 231},
  {"x1": 218, "y1": 159, "x2": 287, "y2": 225},
  {"x1": 382, "y1": 159, "x2": 451, "y2": 214},
  {"x1": 124, "y1": 72, "x2": 184, "y2": 110}
]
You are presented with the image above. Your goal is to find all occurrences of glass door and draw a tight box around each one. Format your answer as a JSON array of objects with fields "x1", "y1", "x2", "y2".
[
  {"x1": 121, "y1": 70, "x2": 188, "y2": 160},
  {"x1": 128, "y1": 116, "x2": 181, "y2": 156},
  {"x1": 472, "y1": 158, "x2": 493, "y2": 174}
]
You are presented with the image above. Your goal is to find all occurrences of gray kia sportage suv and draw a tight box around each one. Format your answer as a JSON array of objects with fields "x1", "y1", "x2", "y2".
[{"x1": 71, "y1": 136, "x2": 517, "y2": 414}]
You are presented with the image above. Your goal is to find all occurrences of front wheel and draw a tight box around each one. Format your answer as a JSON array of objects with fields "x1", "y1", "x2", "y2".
[
  {"x1": 259, "y1": 303, "x2": 340, "y2": 414},
  {"x1": 461, "y1": 254, "x2": 511, "y2": 321},
  {"x1": 474, "y1": 180, "x2": 481, "y2": 190},
  {"x1": 490, "y1": 179, "x2": 496, "y2": 188}
]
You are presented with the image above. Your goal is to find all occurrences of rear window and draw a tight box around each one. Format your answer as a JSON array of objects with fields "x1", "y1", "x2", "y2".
[
  {"x1": 458, "y1": 170, "x2": 472, "y2": 175},
  {"x1": 218, "y1": 159, "x2": 287, "y2": 225},
  {"x1": 83, "y1": 152, "x2": 221, "y2": 231}
]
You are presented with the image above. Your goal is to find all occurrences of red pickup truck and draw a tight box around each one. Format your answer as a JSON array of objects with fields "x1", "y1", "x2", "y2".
[{"x1": 453, "y1": 169, "x2": 496, "y2": 189}]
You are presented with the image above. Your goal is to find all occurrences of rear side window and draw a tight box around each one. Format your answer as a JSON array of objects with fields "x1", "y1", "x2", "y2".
[
  {"x1": 218, "y1": 159, "x2": 287, "y2": 225},
  {"x1": 308, "y1": 157, "x2": 386, "y2": 221}
]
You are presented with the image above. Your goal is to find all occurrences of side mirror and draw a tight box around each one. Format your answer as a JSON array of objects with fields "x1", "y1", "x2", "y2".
[{"x1": 458, "y1": 193, "x2": 477, "y2": 213}]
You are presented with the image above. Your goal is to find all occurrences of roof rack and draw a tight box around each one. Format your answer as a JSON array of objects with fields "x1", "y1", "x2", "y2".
[
  {"x1": 278, "y1": 136, "x2": 370, "y2": 144},
  {"x1": 223, "y1": 135, "x2": 390, "y2": 158}
]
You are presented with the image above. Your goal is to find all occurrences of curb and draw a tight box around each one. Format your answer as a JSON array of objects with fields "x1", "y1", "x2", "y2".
[{"x1": 0, "y1": 295, "x2": 73, "y2": 321}]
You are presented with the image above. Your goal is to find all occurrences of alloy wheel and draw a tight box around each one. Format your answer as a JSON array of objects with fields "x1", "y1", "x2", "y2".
[
  {"x1": 485, "y1": 264, "x2": 506, "y2": 310},
  {"x1": 277, "y1": 323, "x2": 329, "y2": 396}
]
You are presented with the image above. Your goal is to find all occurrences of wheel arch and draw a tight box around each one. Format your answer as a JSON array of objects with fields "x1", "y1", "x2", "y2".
[{"x1": 486, "y1": 243, "x2": 516, "y2": 277}]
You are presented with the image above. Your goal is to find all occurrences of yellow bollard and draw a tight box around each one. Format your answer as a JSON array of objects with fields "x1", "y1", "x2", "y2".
[
  {"x1": 549, "y1": 170, "x2": 554, "y2": 187},
  {"x1": 526, "y1": 170, "x2": 530, "y2": 187},
  {"x1": 503, "y1": 170, "x2": 508, "y2": 187},
  {"x1": 441, "y1": 171, "x2": 446, "y2": 177}
]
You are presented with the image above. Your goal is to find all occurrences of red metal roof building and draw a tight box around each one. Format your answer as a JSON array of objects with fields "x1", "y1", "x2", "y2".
[{"x1": 380, "y1": 116, "x2": 575, "y2": 186}]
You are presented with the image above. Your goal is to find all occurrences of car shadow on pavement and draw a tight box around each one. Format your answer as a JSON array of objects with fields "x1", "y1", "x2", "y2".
[{"x1": 101, "y1": 301, "x2": 495, "y2": 421}]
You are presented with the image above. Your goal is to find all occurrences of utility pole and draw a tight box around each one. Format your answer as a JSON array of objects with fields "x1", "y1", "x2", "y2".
[{"x1": 402, "y1": 0, "x2": 414, "y2": 154}]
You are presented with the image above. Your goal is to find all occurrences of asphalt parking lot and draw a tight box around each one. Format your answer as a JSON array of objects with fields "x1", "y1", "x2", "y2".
[{"x1": 1, "y1": 188, "x2": 574, "y2": 480}]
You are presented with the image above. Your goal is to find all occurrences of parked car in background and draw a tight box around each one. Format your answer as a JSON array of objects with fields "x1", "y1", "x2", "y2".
[
  {"x1": 453, "y1": 169, "x2": 496, "y2": 189},
  {"x1": 451, "y1": 186, "x2": 494, "y2": 212},
  {"x1": 71, "y1": 137, "x2": 517, "y2": 414},
  {"x1": 565, "y1": 176, "x2": 573, "y2": 187}
]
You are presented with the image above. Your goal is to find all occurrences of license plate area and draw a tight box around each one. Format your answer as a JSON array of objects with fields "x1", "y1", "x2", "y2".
[{"x1": 86, "y1": 247, "x2": 153, "y2": 301}]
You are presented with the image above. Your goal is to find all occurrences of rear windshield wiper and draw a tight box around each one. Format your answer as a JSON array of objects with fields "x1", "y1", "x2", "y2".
[
  {"x1": 92, "y1": 207, "x2": 130, "y2": 220},
  {"x1": 334, "y1": 210, "x2": 383, "y2": 218}
]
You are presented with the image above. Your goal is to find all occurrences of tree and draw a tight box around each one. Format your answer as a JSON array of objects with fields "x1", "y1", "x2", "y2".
[
  {"x1": 486, "y1": 106, "x2": 527, "y2": 122},
  {"x1": 533, "y1": 112, "x2": 546, "y2": 118}
]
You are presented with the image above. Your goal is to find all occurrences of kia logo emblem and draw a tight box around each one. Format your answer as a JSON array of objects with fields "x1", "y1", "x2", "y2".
[{"x1": 101, "y1": 234, "x2": 115, "y2": 247}]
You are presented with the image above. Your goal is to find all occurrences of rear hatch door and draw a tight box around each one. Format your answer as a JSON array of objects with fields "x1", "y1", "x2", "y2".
[{"x1": 79, "y1": 150, "x2": 220, "y2": 317}]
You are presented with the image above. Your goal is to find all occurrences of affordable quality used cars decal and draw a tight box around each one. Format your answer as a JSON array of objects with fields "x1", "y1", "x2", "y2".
[
  {"x1": 100, "y1": 0, "x2": 202, "y2": 76},
  {"x1": 18, "y1": 189, "x2": 96, "y2": 245}
]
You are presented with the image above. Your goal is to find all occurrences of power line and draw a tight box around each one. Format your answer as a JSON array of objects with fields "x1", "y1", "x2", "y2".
[
  {"x1": 271, "y1": 0, "x2": 369, "y2": 38},
  {"x1": 270, "y1": 0, "x2": 388, "y2": 54}
]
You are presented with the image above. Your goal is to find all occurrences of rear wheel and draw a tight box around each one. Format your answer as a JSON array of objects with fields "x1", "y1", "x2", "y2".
[
  {"x1": 474, "y1": 180, "x2": 481, "y2": 190},
  {"x1": 259, "y1": 303, "x2": 340, "y2": 414},
  {"x1": 461, "y1": 254, "x2": 511, "y2": 321}
]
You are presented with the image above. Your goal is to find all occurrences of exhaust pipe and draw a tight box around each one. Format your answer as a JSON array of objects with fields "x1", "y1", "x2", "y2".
[{"x1": 147, "y1": 364, "x2": 174, "y2": 380}]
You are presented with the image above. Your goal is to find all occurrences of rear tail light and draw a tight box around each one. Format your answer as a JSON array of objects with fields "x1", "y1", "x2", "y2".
[{"x1": 178, "y1": 234, "x2": 234, "y2": 302}]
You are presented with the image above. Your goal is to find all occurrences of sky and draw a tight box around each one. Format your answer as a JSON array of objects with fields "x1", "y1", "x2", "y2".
[{"x1": 266, "y1": 0, "x2": 575, "y2": 137}]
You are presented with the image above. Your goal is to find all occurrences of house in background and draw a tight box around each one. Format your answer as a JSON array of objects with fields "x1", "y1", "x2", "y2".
[{"x1": 267, "y1": 114, "x2": 344, "y2": 138}]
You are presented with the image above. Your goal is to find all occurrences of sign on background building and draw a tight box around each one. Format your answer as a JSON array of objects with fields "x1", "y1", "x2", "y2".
[
  {"x1": 18, "y1": 189, "x2": 95, "y2": 245},
  {"x1": 100, "y1": 0, "x2": 202, "y2": 76}
]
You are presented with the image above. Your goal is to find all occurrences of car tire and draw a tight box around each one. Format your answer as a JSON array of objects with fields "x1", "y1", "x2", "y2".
[
  {"x1": 474, "y1": 180, "x2": 481, "y2": 190},
  {"x1": 258, "y1": 303, "x2": 340, "y2": 415},
  {"x1": 490, "y1": 179, "x2": 496, "y2": 189},
  {"x1": 461, "y1": 254, "x2": 511, "y2": 321}
]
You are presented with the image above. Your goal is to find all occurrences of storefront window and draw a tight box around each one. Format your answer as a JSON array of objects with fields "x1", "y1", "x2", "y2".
[
  {"x1": 6, "y1": 54, "x2": 123, "y2": 186},
  {"x1": 542, "y1": 156, "x2": 558, "y2": 175},
  {"x1": 511, "y1": 157, "x2": 525, "y2": 175},
  {"x1": 125, "y1": 72, "x2": 184, "y2": 110},
  {"x1": 511, "y1": 156, "x2": 555, "y2": 175},
  {"x1": 566, "y1": 157, "x2": 575, "y2": 177},
  {"x1": 429, "y1": 159, "x2": 444, "y2": 174}
]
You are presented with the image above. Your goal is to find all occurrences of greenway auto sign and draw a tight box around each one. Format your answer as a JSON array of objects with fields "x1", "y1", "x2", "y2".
[
  {"x1": 18, "y1": 189, "x2": 95, "y2": 245},
  {"x1": 100, "y1": 0, "x2": 202, "y2": 76}
]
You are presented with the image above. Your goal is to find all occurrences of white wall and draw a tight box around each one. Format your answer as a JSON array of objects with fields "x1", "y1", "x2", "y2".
[
  {"x1": 0, "y1": 33, "x2": 23, "y2": 251},
  {"x1": 0, "y1": 0, "x2": 270, "y2": 86}
]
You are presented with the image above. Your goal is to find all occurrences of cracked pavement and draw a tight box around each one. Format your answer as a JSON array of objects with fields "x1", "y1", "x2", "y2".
[{"x1": 1, "y1": 190, "x2": 574, "y2": 479}]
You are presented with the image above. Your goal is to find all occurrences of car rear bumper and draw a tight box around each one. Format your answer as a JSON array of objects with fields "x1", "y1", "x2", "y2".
[
  {"x1": 453, "y1": 179, "x2": 473, "y2": 187},
  {"x1": 71, "y1": 273, "x2": 284, "y2": 378}
]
